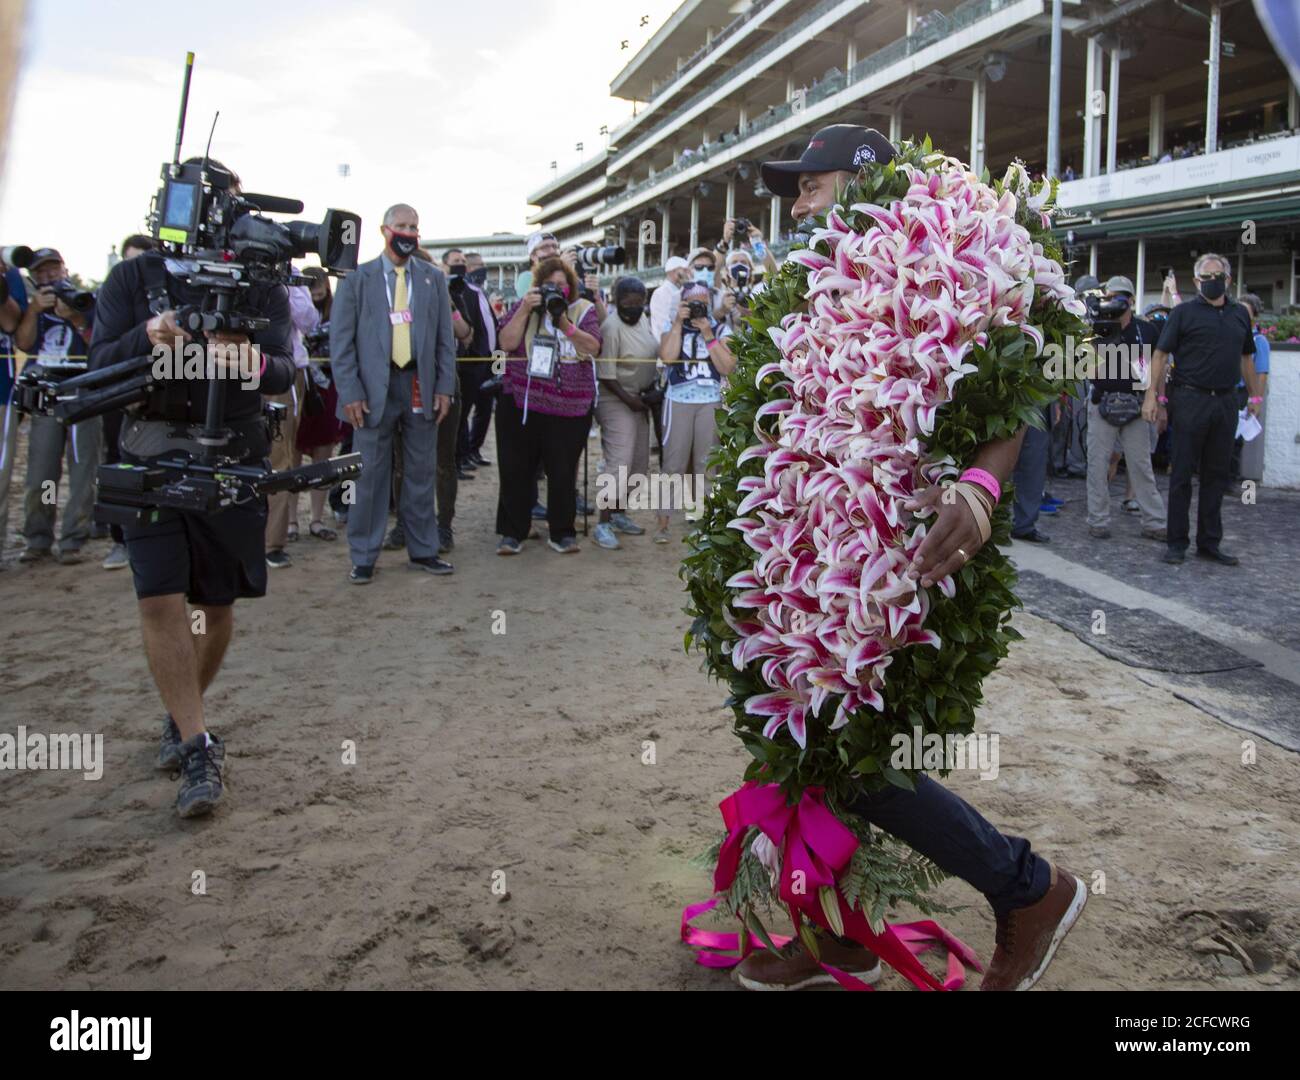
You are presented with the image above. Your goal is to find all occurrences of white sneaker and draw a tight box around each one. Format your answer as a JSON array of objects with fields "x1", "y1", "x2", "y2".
[
  {"x1": 592, "y1": 523, "x2": 621, "y2": 550},
  {"x1": 102, "y1": 543, "x2": 129, "y2": 570}
]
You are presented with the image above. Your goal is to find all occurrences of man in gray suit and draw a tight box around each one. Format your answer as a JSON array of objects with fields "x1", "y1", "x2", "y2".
[{"x1": 330, "y1": 203, "x2": 456, "y2": 583}]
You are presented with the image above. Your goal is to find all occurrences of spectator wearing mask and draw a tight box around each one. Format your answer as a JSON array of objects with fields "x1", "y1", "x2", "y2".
[
  {"x1": 719, "y1": 249, "x2": 759, "y2": 331},
  {"x1": 1230, "y1": 293, "x2": 1269, "y2": 480},
  {"x1": 1084, "y1": 276, "x2": 1165, "y2": 541},
  {"x1": 652, "y1": 281, "x2": 735, "y2": 544},
  {"x1": 456, "y1": 250, "x2": 498, "y2": 478},
  {"x1": 99, "y1": 234, "x2": 156, "y2": 570},
  {"x1": 293, "y1": 267, "x2": 348, "y2": 540},
  {"x1": 685, "y1": 246, "x2": 727, "y2": 322},
  {"x1": 1143, "y1": 253, "x2": 1261, "y2": 565},
  {"x1": 592, "y1": 276, "x2": 658, "y2": 550},
  {"x1": 0, "y1": 251, "x2": 27, "y2": 558},
  {"x1": 495, "y1": 255, "x2": 601, "y2": 555},
  {"x1": 648, "y1": 255, "x2": 692, "y2": 344},
  {"x1": 330, "y1": 203, "x2": 456, "y2": 584},
  {"x1": 15, "y1": 248, "x2": 100, "y2": 564}
]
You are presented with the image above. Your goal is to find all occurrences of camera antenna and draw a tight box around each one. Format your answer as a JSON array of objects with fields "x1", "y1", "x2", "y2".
[
  {"x1": 171, "y1": 51, "x2": 195, "y2": 171},
  {"x1": 201, "y1": 110, "x2": 220, "y2": 177}
]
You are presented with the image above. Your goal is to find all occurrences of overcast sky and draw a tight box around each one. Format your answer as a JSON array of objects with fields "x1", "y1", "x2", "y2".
[{"x1": 0, "y1": 0, "x2": 682, "y2": 280}]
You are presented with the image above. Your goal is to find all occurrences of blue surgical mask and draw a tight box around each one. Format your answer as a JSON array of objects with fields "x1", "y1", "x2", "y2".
[{"x1": 693, "y1": 268, "x2": 714, "y2": 287}]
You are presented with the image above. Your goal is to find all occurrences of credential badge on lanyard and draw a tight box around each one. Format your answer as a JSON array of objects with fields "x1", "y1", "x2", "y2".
[
  {"x1": 384, "y1": 273, "x2": 414, "y2": 327},
  {"x1": 529, "y1": 333, "x2": 560, "y2": 380}
]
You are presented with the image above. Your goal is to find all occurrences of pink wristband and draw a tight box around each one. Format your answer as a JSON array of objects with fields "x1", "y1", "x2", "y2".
[
  {"x1": 960, "y1": 468, "x2": 1001, "y2": 504},
  {"x1": 1248, "y1": 396, "x2": 1263, "y2": 403},
  {"x1": 562, "y1": 322, "x2": 577, "y2": 338}
]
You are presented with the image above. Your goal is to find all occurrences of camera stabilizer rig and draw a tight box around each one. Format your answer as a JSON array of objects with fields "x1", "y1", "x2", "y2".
[{"x1": 14, "y1": 52, "x2": 363, "y2": 528}]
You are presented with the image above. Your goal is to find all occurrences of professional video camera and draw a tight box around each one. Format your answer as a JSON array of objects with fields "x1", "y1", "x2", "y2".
[
  {"x1": 13, "y1": 52, "x2": 362, "y2": 528},
  {"x1": 1084, "y1": 292, "x2": 1129, "y2": 339}
]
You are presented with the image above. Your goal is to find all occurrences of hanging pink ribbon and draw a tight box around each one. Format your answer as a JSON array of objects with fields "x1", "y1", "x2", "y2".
[{"x1": 683, "y1": 780, "x2": 983, "y2": 991}]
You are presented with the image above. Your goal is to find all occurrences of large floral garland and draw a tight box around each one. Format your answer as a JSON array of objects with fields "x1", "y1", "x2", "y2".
[{"x1": 681, "y1": 141, "x2": 1087, "y2": 976}]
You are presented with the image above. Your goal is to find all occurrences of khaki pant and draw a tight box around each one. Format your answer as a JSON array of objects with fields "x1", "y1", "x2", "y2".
[
  {"x1": 0, "y1": 402, "x2": 19, "y2": 547},
  {"x1": 595, "y1": 394, "x2": 650, "y2": 492},
  {"x1": 1086, "y1": 400, "x2": 1163, "y2": 530},
  {"x1": 265, "y1": 368, "x2": 307, "y2": 550},
  {"x1": 659, "y1": 397, "x2": 718, "y2": 514},
  {"x1": 23, "y1": 413, "x2": 102, "y2": 553}
]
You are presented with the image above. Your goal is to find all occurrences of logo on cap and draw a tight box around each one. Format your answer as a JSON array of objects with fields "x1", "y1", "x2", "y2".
[
  {"x1": 808, "y1": 140, "x2": 825, "y2": 150},
  {"x1": 852, "y1": 144, "x2": 877, "y2": 166}
]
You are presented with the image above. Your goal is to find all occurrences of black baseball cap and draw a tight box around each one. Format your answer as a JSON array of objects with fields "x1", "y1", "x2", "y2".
[{"x1": 760, "y1": 125, "x2": 897, "y2": 198}]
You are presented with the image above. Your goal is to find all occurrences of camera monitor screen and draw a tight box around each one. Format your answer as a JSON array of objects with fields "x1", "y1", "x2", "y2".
[{"x1": 160, "y1": 181, "x2": 198, "y2": 241}]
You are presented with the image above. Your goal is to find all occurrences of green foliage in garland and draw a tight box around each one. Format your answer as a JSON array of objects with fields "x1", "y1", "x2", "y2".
[{"x1": 683, "y1": 138, "x2": 1089, "y2": 811}]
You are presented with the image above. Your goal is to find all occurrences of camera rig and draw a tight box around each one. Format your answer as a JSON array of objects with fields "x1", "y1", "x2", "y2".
[{"x1": 13, "y1": 52, "x2": 362, "y2": 527}]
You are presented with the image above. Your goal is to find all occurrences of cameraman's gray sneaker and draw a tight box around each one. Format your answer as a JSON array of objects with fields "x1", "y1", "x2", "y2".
[
  {"x1": 592, "y1": 523, "x2": 620, "y2": 549},
  {"x1": 103, "y1": 543, "x2": 129, "y2": 570},
  {"x1": 175, "y1": 733, "x2": 225, "y2": 819}
]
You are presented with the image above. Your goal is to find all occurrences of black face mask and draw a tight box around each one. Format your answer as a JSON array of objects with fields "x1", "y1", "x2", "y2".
[
  {"x1": 388, "y1": 230, "x2": 419, "y2": 258},
  {"x1": 1198, "y1": 277, "x2": 1226, "y2": 300},
  {"x1": 467, "y1": 268, "x2": 488, "y2": 287},
  {"x1": 448, "y1": 264, "x2": 467, "y2": 278},
  {"x1": 617, "y1": 305, "x2": 644, "y2": 325}
]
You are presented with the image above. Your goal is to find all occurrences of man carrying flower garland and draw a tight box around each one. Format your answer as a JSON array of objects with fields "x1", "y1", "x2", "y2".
[{"x1": 727, "y1": 124, "x2": 1087, "y2": 992}]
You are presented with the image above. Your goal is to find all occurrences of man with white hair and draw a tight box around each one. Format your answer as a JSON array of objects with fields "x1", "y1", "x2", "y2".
[
  {"x1": 1143, "y1": 252, "x2": 1261, "y2": 566},
  {"x1": 649, "y1": 255, "x2": 692, "y2": 344}
]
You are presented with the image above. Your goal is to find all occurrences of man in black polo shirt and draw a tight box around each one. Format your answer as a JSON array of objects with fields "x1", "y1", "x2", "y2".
[{"x1": 1143, "y1": 253, "x2": 1261, "y2": 565}]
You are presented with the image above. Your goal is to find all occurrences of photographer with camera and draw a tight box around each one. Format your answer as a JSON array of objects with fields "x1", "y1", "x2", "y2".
[
  {"x1": 652, "y1": 281, "x2": 735, "y2": 544},
  {"x1": 718, "y1": 216, "x2": 779, "y2": 277},
  {"x1": 592, "y1": 276, "x2": 658, "y2": 550},
  {"x1": 0, "y1": 248, "x2": 28, "y2": 558},
  {"x1": 648, "y1": 256, "x2": 693, "y2": 345},
  {"x1": 88, "y1": 157, "x2": 297, "y2": 818},
  {"x1": 494, "y1": 255, "x2": 602, "y2": 555},
  {"x1": 719, "y1": 249, "x2": 760, "y2": 332},
  {"x1": 331, "y1": 203, "x2": 456, "y2": 583},
  {"x1": 1083, "y1": 275, "x2": 1166, "y2": 542},
  {"x1": 15, "y1": 248, "x2": 101, "y2": 564}
]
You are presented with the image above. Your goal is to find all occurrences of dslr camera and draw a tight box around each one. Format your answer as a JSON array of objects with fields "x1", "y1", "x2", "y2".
[
  {"x1": 538, "y1": 283, "x2": 569, "y2": 319},
  {"x1": 687, "y1": 299, "x2": 710, "y2": 322}
]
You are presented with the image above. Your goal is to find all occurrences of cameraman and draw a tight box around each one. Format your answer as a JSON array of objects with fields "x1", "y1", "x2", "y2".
[
  {"x1": 1083, "y1": 275, "x2": 1165, "y2": 541},
  {"x1": 719, "y1": 249, "x2": 758, "y2": 331},
  {"x1": 652, "y1": 280, "x2": 735, "y2": 544},
  {"x1": 89, "y1": 159, "x2": 295, "y2": 819},
  {"x1": 16, "y1": 248, "x2": 100, "y2": 564}
]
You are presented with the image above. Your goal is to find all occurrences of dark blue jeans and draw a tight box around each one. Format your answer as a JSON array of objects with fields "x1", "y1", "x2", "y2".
[
  {"x1": 849, "y1": 774, "x2": 1050, "y2": 916},
  {"x1": 1012, "y1": 410, "x2": 1051, "y2": 535}
]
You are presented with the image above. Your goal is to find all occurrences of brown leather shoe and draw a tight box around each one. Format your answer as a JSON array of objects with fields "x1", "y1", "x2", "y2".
[
  {"x1": 733, "y1": 937, "x2": 883, "y2": 991},
  {"x1": 981, "y1": 863, "x2": 1087, "y2": 991}
]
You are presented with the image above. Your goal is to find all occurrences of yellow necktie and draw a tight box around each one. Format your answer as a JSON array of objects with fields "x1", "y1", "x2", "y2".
[{"x1": 392, "y1": 266, "x2": 412, "y2": 368}]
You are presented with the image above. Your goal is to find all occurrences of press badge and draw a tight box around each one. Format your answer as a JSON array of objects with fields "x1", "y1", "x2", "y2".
[
  {"x1": 389, "y1": 310, "x2": 413, "y2": 326},
  {"x1": 528, "y1": 334, "x2": 560, "y2": 379}
]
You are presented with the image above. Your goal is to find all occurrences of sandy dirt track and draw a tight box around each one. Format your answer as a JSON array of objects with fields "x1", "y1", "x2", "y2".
[{"x1": 0, "y1": 438, "x2": 1297, "y2": 990}]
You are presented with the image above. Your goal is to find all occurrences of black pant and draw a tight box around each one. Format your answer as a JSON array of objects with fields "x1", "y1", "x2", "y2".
[
  {"x1": 1166, "y1": 384, "x2": 1236, "y2": 552},
  {"x1": 495, "y1": 393, "x2": 588, "y2": 542},
  {"x1": 436, "y1": 392, "x2": 461, "y2": 530},
  {"x1": 102, "y1": 407, "x2": 125, "y2": 544},
  {"x1": 849, "y1": 774, "x2": 1050, "y2": 916},
  {"x1": 457, "y1": 360, "x2": 493, "y2": 460}
]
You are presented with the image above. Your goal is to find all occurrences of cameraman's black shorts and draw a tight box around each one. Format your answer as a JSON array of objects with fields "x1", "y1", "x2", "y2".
[{"x1": 123, "y1": 497, "x2": 269, "y2": 607}]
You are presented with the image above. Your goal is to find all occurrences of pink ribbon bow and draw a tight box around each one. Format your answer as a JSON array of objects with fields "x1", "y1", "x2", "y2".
[{"x1": 682, "y1": 780, "x2": 983, "y2": 990}]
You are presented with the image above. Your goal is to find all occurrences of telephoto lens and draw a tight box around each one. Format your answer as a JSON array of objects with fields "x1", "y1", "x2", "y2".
[
  {"x1": 2, "y1": 244, "x2": 34, "y2": 269},
  {"x1": 576, "y1": 245, "x2": 627, "y2": 269}
]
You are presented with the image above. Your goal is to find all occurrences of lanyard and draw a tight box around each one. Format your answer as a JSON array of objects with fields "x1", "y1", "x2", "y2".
[{"x1": 384, "y1": 266, "x2": 410, "y2": 313}]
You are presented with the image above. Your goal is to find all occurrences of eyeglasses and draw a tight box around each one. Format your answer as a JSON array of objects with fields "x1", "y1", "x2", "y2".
[{"x1": 1195, "y1": 272, "x2": 1226, "y2": 282}]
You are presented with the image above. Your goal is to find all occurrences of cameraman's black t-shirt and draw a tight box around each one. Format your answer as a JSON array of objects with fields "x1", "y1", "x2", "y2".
[
  {"x1": 1091, "y1": 316, "x2": 1159, "y2": 403},
  {"x1": 89, "y1": 254, "x2": 295, "y2": 450}
]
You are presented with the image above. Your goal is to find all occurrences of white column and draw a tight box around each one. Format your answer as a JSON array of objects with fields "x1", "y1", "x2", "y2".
[
  {"x1": 618, "y1": 225, "x2": 627, "y2": 275},
  {"x1": 846, "y1": 40, "x2": 857, "y2": 73},
  {"x1": 1206, "y1": 3, "x2": 1221, "y2": 154},
  {"x1": 786, "y1": 74, "x2": 795, "y2": 101},
  {"x1": 1084, "y1": 36, "x2": 1103, "y2": 178},
  {"x1": 497, "y1": 266, "x2": 503, "y2": 289},
  {"x1": 769, "y1": 195, "x2": 781, "y2": 241},
  {"x1": 689, "y1": 195, "x2": 700, "y2": 252},
  {"x1": 725, "y1": 178, "x2": 736, "y2": 222},
  {"x1": 1106, "y1": 46, "x2": 1120, "y2": 174},
  {"x1": 660, "y1": 204, "x2": 670, "y2": 265},
  {"x1": 738, "y1": 104, "x2": 748, "y2": 134},
  {"x1": 1236, "y1": 246, "x2": 1244, "y2": 299},
  {"x1": 906, "y1": 3, "x2": 918, "y2": 35},
  {"x1": 970, "y1": 73, "x2": 986, "y2": 174},
  {"x1": 1148, "y1": 93, "x2": 1165, "y2": 158},
  {"x1": 1135, "y1": 238, "x2": 1146, "y2": 311},
  {"x1": 1047, "y1": 0, "x2": 1063, "y2": 178},
  {"x1": 889, "y1": 104, "x2": 903, "y2": 145},
  {"x1": 637, "y1": 228, "x2": 646, "y2": 271},
  {"x1": 1089, "y1": 243, "x2": 1098, "y2": 278}
]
